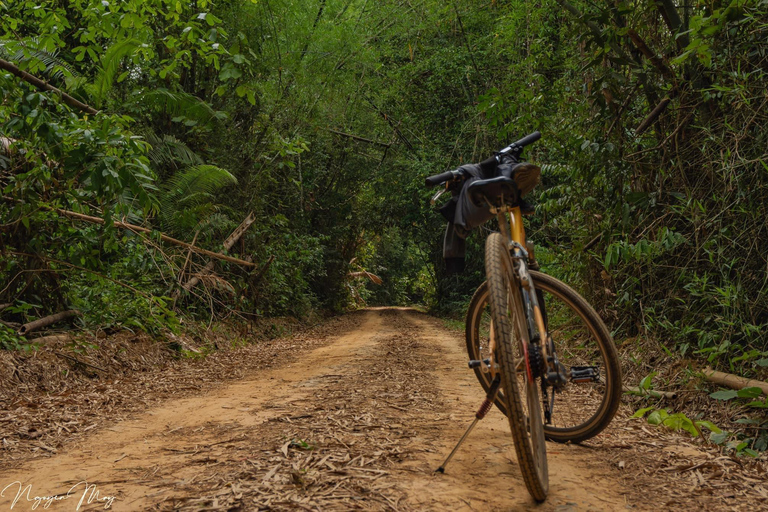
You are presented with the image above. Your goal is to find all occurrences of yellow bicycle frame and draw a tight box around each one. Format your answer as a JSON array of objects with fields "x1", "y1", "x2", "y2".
[{"x1": 497, "y1": 206, "x2": 551, "y2": 367}]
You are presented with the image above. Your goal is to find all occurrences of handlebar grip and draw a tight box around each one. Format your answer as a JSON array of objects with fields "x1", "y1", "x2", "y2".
[
  {"x1": 513, "y1": 131, "x2": 541, "y2": 148},
  {"x1": 479, "y1": 155, "x2": 499, "y2": 174},
  {"x1": 425, "y1": 170, "x2": 455, "y2": 187}
]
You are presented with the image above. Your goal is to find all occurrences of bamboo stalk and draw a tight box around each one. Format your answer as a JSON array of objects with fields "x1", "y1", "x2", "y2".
[
  {"x1": 58, "y1": 209, "x2": 257, "y2": 268},
  {"x1": 703, "y1": 367, "x2": 768, "y2": 395},
  {"x1": 626, "y1": 29, "x2": 674, "y2": 79},
  {"x1": 635, "y1": 96, "x2": 671, "y2": 135},
  {"x1": 18, "y1": 310, "x2": 81, "y2": 336}
]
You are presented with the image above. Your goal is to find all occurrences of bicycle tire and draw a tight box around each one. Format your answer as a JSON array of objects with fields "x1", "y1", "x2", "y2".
[
  {"x1": 466, "y1": 271, "x2": 622, "y2": 444},
  {"x1": 484, "y1": 232, "x2": 548, "y2": 501}
]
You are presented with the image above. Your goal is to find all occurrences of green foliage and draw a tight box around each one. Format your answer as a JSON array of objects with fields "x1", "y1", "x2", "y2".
[
  {"x1": 0, "y1": 324, "x2": 34, "y2": 351},
  {"x1": 633, "y1": 407, "x2": 721, "y2": 439},
  {"x1": 158, "y1": 165, "x2": 237, "y2": 234},
  {"x1": 2, "y1": 0, "x2": 767, "y2": 375}
]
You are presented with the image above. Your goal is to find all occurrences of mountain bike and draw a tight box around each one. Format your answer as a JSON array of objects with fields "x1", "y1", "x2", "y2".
[{"x1": 426, "y1": 132, "x2": 622, "y2": 502}]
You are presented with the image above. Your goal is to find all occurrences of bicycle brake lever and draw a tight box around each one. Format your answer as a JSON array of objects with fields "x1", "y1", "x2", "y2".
[{"x1": 430, "y1": 187, "x2": 447, "y2": 205}]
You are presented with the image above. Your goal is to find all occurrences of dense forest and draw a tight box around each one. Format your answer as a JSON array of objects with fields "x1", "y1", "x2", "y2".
[{"x1": 1, "y1": 0, "x2": 767, "y2": 382}]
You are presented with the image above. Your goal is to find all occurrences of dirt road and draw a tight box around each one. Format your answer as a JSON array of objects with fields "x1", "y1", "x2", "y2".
[{"x1": 0, "y1": 308, "x2": 627, "y2": 510}]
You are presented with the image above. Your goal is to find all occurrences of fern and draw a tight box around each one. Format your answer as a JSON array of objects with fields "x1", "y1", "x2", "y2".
[{"x1": 159, "y1": 165, "x2": 237, "y2": 233}]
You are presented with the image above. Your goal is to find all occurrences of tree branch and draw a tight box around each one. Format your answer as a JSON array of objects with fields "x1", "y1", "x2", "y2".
[{"x1": 0, "y1": 58, "x2": 98, "y2": 115}]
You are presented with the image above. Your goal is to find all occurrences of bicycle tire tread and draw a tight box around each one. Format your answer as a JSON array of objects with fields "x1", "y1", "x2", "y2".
[{"x1": 485, "y1": 233, "x2": 548, "y2": 502}]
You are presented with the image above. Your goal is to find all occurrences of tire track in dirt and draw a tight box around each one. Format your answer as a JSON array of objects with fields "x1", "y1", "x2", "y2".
[{"x1": 0, "y1": 308, "x2": 627, "y2": 511}]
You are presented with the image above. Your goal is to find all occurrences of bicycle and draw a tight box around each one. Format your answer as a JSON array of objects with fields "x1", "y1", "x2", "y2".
[{"x1": 426, "y1": 131, "x2": 622, "y2": 502}]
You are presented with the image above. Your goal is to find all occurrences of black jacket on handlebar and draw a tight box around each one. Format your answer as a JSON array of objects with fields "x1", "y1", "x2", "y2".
[{"x1": 440, "y1": 155, "x2": 519, "y2": 274}]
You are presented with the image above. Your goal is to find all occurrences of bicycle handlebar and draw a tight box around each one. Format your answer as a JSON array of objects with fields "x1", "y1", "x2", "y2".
[
  {"x1": 425, "y1": 170, "x2": 457, "y2": 187},
  {"x1": 424, "y1": 131, "x2": 541, "y2": 187}
]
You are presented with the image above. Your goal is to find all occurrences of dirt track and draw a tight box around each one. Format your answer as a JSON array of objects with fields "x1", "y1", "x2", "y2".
[{"x1": 0, "y1": 308, "x2": 631, "y2": 510}]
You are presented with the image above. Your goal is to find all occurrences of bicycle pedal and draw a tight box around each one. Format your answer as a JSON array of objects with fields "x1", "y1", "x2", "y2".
[
  {"x1": 468, "y1": 358, "x2": 491, "y2": 369},
  {"x1": 570, "y1": 366, "x2": 600, "y2": 383}
]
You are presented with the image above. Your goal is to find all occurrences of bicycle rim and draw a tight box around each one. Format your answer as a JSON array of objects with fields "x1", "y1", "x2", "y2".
[{"x1": 466, "y1": 272, "x2": 622, "y2": 443}]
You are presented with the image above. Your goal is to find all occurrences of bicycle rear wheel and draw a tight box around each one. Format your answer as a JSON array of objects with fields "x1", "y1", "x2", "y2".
[
  {"x1": 466, "y1": 271, "x2": 622, "y2": 443},
  {"x1": 484, "y1": 233, "x2": 548, "y2": 502}
]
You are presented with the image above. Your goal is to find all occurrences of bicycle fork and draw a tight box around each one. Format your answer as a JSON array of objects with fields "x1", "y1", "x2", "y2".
[{"x1": 435, "y1": 375, "x2": 502, "y2": 473}]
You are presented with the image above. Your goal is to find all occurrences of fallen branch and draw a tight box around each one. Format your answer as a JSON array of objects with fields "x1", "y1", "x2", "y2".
[
  {"x1": 703, "y1": 367, "x2": 768, "y2": 395},
  {"x1": 29, "y1": 334, "x2": 71, "y2": 344},
  {"x1": 178, "y1": 230, "x2": 200, "y2": 285},
  {"x1": 0, "y1": 58, "x2": 98, "y2": 115},
  {"x1": 348, "y1": 271, "x2": 383, "y2": 285},
  {"x1": 18, "y1": 310, "x2": 81, "y2": 336},
  {"x1": 180, "y1": 212, "x2": 256, "y2": 293},
  {"x1": 623, "y1": 385, "x2": 678, "y2": 399},
  {"x1": 58, "y1": 209, "x2": 257, "y2": 268}
]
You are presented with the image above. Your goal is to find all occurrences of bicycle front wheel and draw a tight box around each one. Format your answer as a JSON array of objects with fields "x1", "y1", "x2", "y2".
[
  {"x1": 466, "y1": 271, "x2": 622, "y2": 443},
  {"x1": 484, "y1": 232, "x2": 548, "y2": 502}
]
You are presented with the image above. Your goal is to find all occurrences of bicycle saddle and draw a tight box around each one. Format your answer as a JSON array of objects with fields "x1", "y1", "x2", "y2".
[{"x1": 467, "y1": 176, "x2": 517, "y2": 207}]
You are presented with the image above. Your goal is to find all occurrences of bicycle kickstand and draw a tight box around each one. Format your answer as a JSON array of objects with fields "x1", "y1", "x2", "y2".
[{"x1": 435, "y1": 375, "x2": 501, "y2": 473}]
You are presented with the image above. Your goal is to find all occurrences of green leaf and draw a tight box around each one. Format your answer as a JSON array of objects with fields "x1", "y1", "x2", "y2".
[
  {"x1": 736, "y1": 387, "x2": 763, "y2": 399},
  {"x1": 695, "y1": 420, "x2": 722, "y2": 434},
  {"x1": 639, "y1": 371, "x2": 657, "y2": 390},
  {"x1": 647, "y1": 409, "x2": 668, "y2": 425},
  {"x1": 709, "y1": 389, "x2": 738, "y2": 400},
  {"x1": 710, "y1": 431, "x2": 730, "y2": 445},
  {"x1": 743, "y1": 448, "x2": 759, "y2": 458}
]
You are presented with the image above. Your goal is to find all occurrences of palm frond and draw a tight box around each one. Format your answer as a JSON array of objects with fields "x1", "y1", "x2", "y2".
[
  {"x1": 128, "y1": 88, "x2": 227, "y2": 128},
  {"x1": 0, "y1": 39, "x2": 77, "y2": 83},
  {"x1": 540, "y1": 163, "x2": 572, "y2": 175},
  {"x1": 90, "y1": 39, "x2": 141, "y2": 107},
  {"x1": 145, "y1": 132, "x2": 203, "y2": 169}
]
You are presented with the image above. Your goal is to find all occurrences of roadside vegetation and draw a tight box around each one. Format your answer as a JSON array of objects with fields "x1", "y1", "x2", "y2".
[{"x1": 1, "y1": 0, "x2": 767, "y2": 453}]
